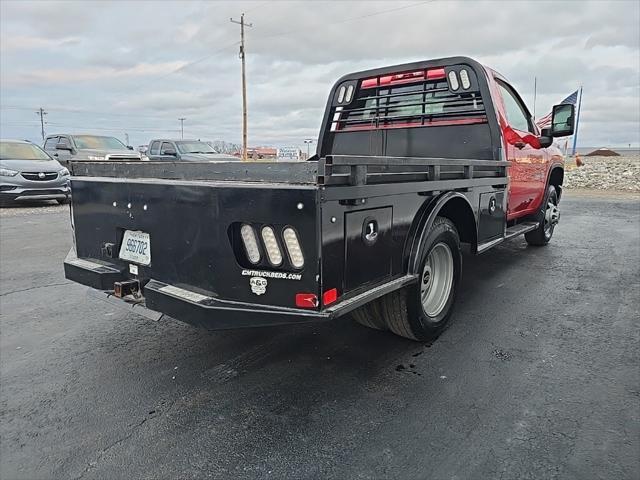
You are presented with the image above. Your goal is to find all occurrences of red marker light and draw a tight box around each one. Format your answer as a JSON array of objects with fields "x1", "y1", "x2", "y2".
[
  {"x1": 322, "y1": 288, "x2": 338, "y2": 306},
  {"x1": 361, "y1": 77, "x2": 378, "y2": 89},
  {"x1": 426, "y1": 68, "x2": 446, "y2": 80},
  {"x1": 296, "y1": 293, "x2": 318, "y2": 308}
]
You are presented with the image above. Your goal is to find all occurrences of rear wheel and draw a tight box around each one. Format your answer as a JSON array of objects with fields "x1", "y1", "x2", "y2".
[
  {"x1": 525, "y1": 185, "x2": 559, "y2": 246},
  {"x1": 379, "y1": 216, "x2": 462, "y2": 341},
  {"x1": 351, "y1": 301, "x2": 388, "y2": 331}
]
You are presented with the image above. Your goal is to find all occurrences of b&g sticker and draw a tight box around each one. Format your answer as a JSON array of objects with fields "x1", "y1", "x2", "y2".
[{"x1": 250, "y1": 277, "x2": 267, "y2": 295}]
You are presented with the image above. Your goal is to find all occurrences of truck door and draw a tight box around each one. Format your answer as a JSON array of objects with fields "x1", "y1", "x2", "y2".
[
  {"x1": 159, "y1": 141, "x2": 177, "y2": 162},
  {"x1": 56, "y1": 136, "x2": 74, "y2": 165},
  {"x1": 495, "y1": 81, "x2": 548, "y2": 219},
  {"x1": 147, "y1": 141, "x2": 160, "y2": 160}
]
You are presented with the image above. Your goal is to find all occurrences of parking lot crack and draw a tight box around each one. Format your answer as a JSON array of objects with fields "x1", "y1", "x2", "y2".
[
  {"x1": 72, "y1": 417, "x2": 149, "y2": 480},
  {"x1": 1, "y1": 281, "x2": 73, "y2": 297}
]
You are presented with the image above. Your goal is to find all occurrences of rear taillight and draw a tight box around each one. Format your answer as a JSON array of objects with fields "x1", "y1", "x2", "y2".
[
  {"x1": 240, "y1": 224, "x2": 261, "y2": 264},
  {"x1": 237, "y1": 223, "x2": 305, "y2": 270},
  {"x1": 261, "y1": 226, "x2": 283, "y2": 266},
  {"x1": 459, "y1": 69, "x2": 471, "y2": 89},
  {"x1": 282, "y1": 227, "x2": 304, "y2": 268},
  {"x1": 447, "y1": 71, "x2": 460, "y2": 91}
]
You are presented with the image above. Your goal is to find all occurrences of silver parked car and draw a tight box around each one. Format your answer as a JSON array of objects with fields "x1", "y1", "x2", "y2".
[
  {"x1": 0, "y1": 139, "x2": 70, "y2": 205},
  {"x1": 43, "y1": 134, "x2": 142, "y2": 166}
]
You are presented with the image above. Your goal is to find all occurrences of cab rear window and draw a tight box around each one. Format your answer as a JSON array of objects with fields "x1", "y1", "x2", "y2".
[{"x1": 332, "y1": 66, "x2": 487, "y2": 132}]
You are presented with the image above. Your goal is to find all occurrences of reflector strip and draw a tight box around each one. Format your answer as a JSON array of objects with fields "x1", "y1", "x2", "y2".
[
  {"x1": 322, "y1": 288, "x2": 338, "y2": 306},
  {"x1": 296, "y1": 293, "x2": 318, "y2": 308}
]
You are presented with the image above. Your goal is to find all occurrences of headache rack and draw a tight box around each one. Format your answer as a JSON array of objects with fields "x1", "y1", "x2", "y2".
[{"x1": 334, "y1": 74, "x2": 487, "y2": 132}]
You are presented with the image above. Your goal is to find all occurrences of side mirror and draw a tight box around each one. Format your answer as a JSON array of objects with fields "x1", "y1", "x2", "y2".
[
  {"x1": 56, "y1": 143, "x2": 72, "y2": 151},
  {"x1": 161, "y1": 147, "x2": 177, "y2": 156},
  {"x1": 550, "y1": 103, "x2": 575, "y2": 137},
  {"x1": 539, "y1": 127, "x2": 553, "y2": 148},
  {"x1": 127, "y1": 145, "x2": 134, "y2": 151}
]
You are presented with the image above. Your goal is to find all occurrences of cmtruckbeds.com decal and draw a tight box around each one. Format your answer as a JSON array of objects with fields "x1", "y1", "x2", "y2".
[{"x1": 241, "y1": 269, "x2": 302, "y2": 281}]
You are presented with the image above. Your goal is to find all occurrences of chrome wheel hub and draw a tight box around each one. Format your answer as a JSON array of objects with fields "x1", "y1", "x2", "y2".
[
  {"x1": 420, "y1": 242, "x2": 454, "y2": 318},
  {"x1": 544, "y1": 201, "x2": 560, "y2": 237}
]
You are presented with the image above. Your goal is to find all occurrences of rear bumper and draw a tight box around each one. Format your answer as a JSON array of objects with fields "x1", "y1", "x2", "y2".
[{"x1": 64, "y1": 249, "x2": 417, "y2": 330}]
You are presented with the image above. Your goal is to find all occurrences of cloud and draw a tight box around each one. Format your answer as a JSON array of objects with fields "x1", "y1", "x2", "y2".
[
  {"x1": 0, "y1": 35, "x2": 81, "y2": 52},
  {"x1": 3, "y1": 61, "x2": 190, "y2": 86},
  {"x1": 0, "y1": 0, "x2": 638, "y2": 148}
]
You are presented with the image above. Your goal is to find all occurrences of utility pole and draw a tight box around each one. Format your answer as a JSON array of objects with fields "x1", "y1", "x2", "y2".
[
  {"x1": 304, "y1": 139, "x2": 315, "y2": 159},
  {"x1": 125, "y1": 132, "x2": 130, "y2": 147},
  {"x1": 230, "y1": 13, "x2": 252, "y2": 161},
  {"x1": 35, "y1": 107, "x2": 47, "y2": 142},
  {"x1": 178, "y1": 117, "x2": 186, "y2": 139}
]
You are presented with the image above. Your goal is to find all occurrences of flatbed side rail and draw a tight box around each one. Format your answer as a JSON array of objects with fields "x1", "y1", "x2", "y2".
[
  {"x1": 319, "y1": 155, "x2": 508, "y2": 187},
  {"x1": 69, "y1": 160, "x2": 320, "y2": 184}
]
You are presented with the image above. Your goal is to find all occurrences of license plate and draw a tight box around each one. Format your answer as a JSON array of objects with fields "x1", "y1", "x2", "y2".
[{"x1": 119, "y1": 230, "x2": 151, "y2": 265}]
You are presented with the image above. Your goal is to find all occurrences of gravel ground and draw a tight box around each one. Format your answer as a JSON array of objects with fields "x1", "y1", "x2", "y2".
[
  {"x1": 564, "y1": 155, "x2": 640, "y2": 192},
  {"x1": 1, "y1": 193, "x2": 639, "y2": 480}
]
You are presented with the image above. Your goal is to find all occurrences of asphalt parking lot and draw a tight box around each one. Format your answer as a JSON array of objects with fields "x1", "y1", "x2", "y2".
[{"x1": 1, "y1": 193, "x2": 639, "y2": 480}]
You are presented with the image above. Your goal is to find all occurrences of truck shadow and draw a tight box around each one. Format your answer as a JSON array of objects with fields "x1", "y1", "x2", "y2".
[{"x1": 66, "y1": 239, "x2": 546, "y2": 474}]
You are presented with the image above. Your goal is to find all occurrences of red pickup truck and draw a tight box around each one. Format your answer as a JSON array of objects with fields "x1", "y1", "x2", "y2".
[{"x1": 64, "y1": 56, "x2": 574, "y2": 341}]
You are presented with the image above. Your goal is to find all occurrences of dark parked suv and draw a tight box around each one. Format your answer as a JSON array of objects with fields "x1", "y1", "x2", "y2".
[
  {"x1": 43, "y1": 134, "x2": 141, "y2": 166},
  {"x1": 146, "y1": 139, "x2": 237, "y2": 162}
]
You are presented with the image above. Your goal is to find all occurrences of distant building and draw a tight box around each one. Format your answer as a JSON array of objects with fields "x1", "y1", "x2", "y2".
[{"x1": 247, "y1": 147, "x2": 277, "y2": 159}]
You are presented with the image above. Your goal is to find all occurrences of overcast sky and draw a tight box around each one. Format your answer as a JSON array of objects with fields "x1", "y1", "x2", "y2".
[{"x1": 1, "y1": 0, "x2": 639, "y2": 150}]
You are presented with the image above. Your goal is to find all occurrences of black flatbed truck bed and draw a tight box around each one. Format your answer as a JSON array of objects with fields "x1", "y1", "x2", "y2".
[{"x1": 65, "y1": 155, "x2": 512, "y2": 329}]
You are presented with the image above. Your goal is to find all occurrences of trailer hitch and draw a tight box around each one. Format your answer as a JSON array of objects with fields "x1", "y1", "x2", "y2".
[{"x1": 114, "y1": 279, "x2": 141, "y2": 298}]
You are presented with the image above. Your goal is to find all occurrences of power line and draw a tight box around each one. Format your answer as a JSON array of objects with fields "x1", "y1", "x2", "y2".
[
  {"x1": 242, "y1": 1, "x2": 268, "y2": 14},
  {"x1": 115, "y1": 1, "x2": 435, "y2": 91},
  {"x1": 0, "y1": 104, "x2": 179, "y2": 121},
  {"x1": 44, "y1": 122, "x2": 180, "y2": 133},
  {"x1": 253, "y1": 1, "x2": 435, "y2": 42},
  {"x1": 126, "y1": 41, "x2": 240, "y2": 92}
]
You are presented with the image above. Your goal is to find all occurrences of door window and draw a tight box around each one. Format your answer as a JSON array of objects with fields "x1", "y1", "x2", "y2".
[
  {"x1": 497, "y1": 82, "x2": 532, "y2": 133},
  {"x1": 44, "y1": 137, "x2": 58, "y2": 150},
  {"x1": 58, "y1": 137, "x2": 72, "y2": 148},
  {"x1": 160, "y1": 142, "x2": 174, "y2": 154}
]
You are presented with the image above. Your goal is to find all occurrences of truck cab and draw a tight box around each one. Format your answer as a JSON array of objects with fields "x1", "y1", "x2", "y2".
[
  {"x1": 146, "y1": 139, "x2": 239, "y2": 162},
  {"x1": 43, "y1": 134, "x2": 142, "y2": 166},
  {"x1": 63, "y1": 56, "x2": 574, "y2": 342}
]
